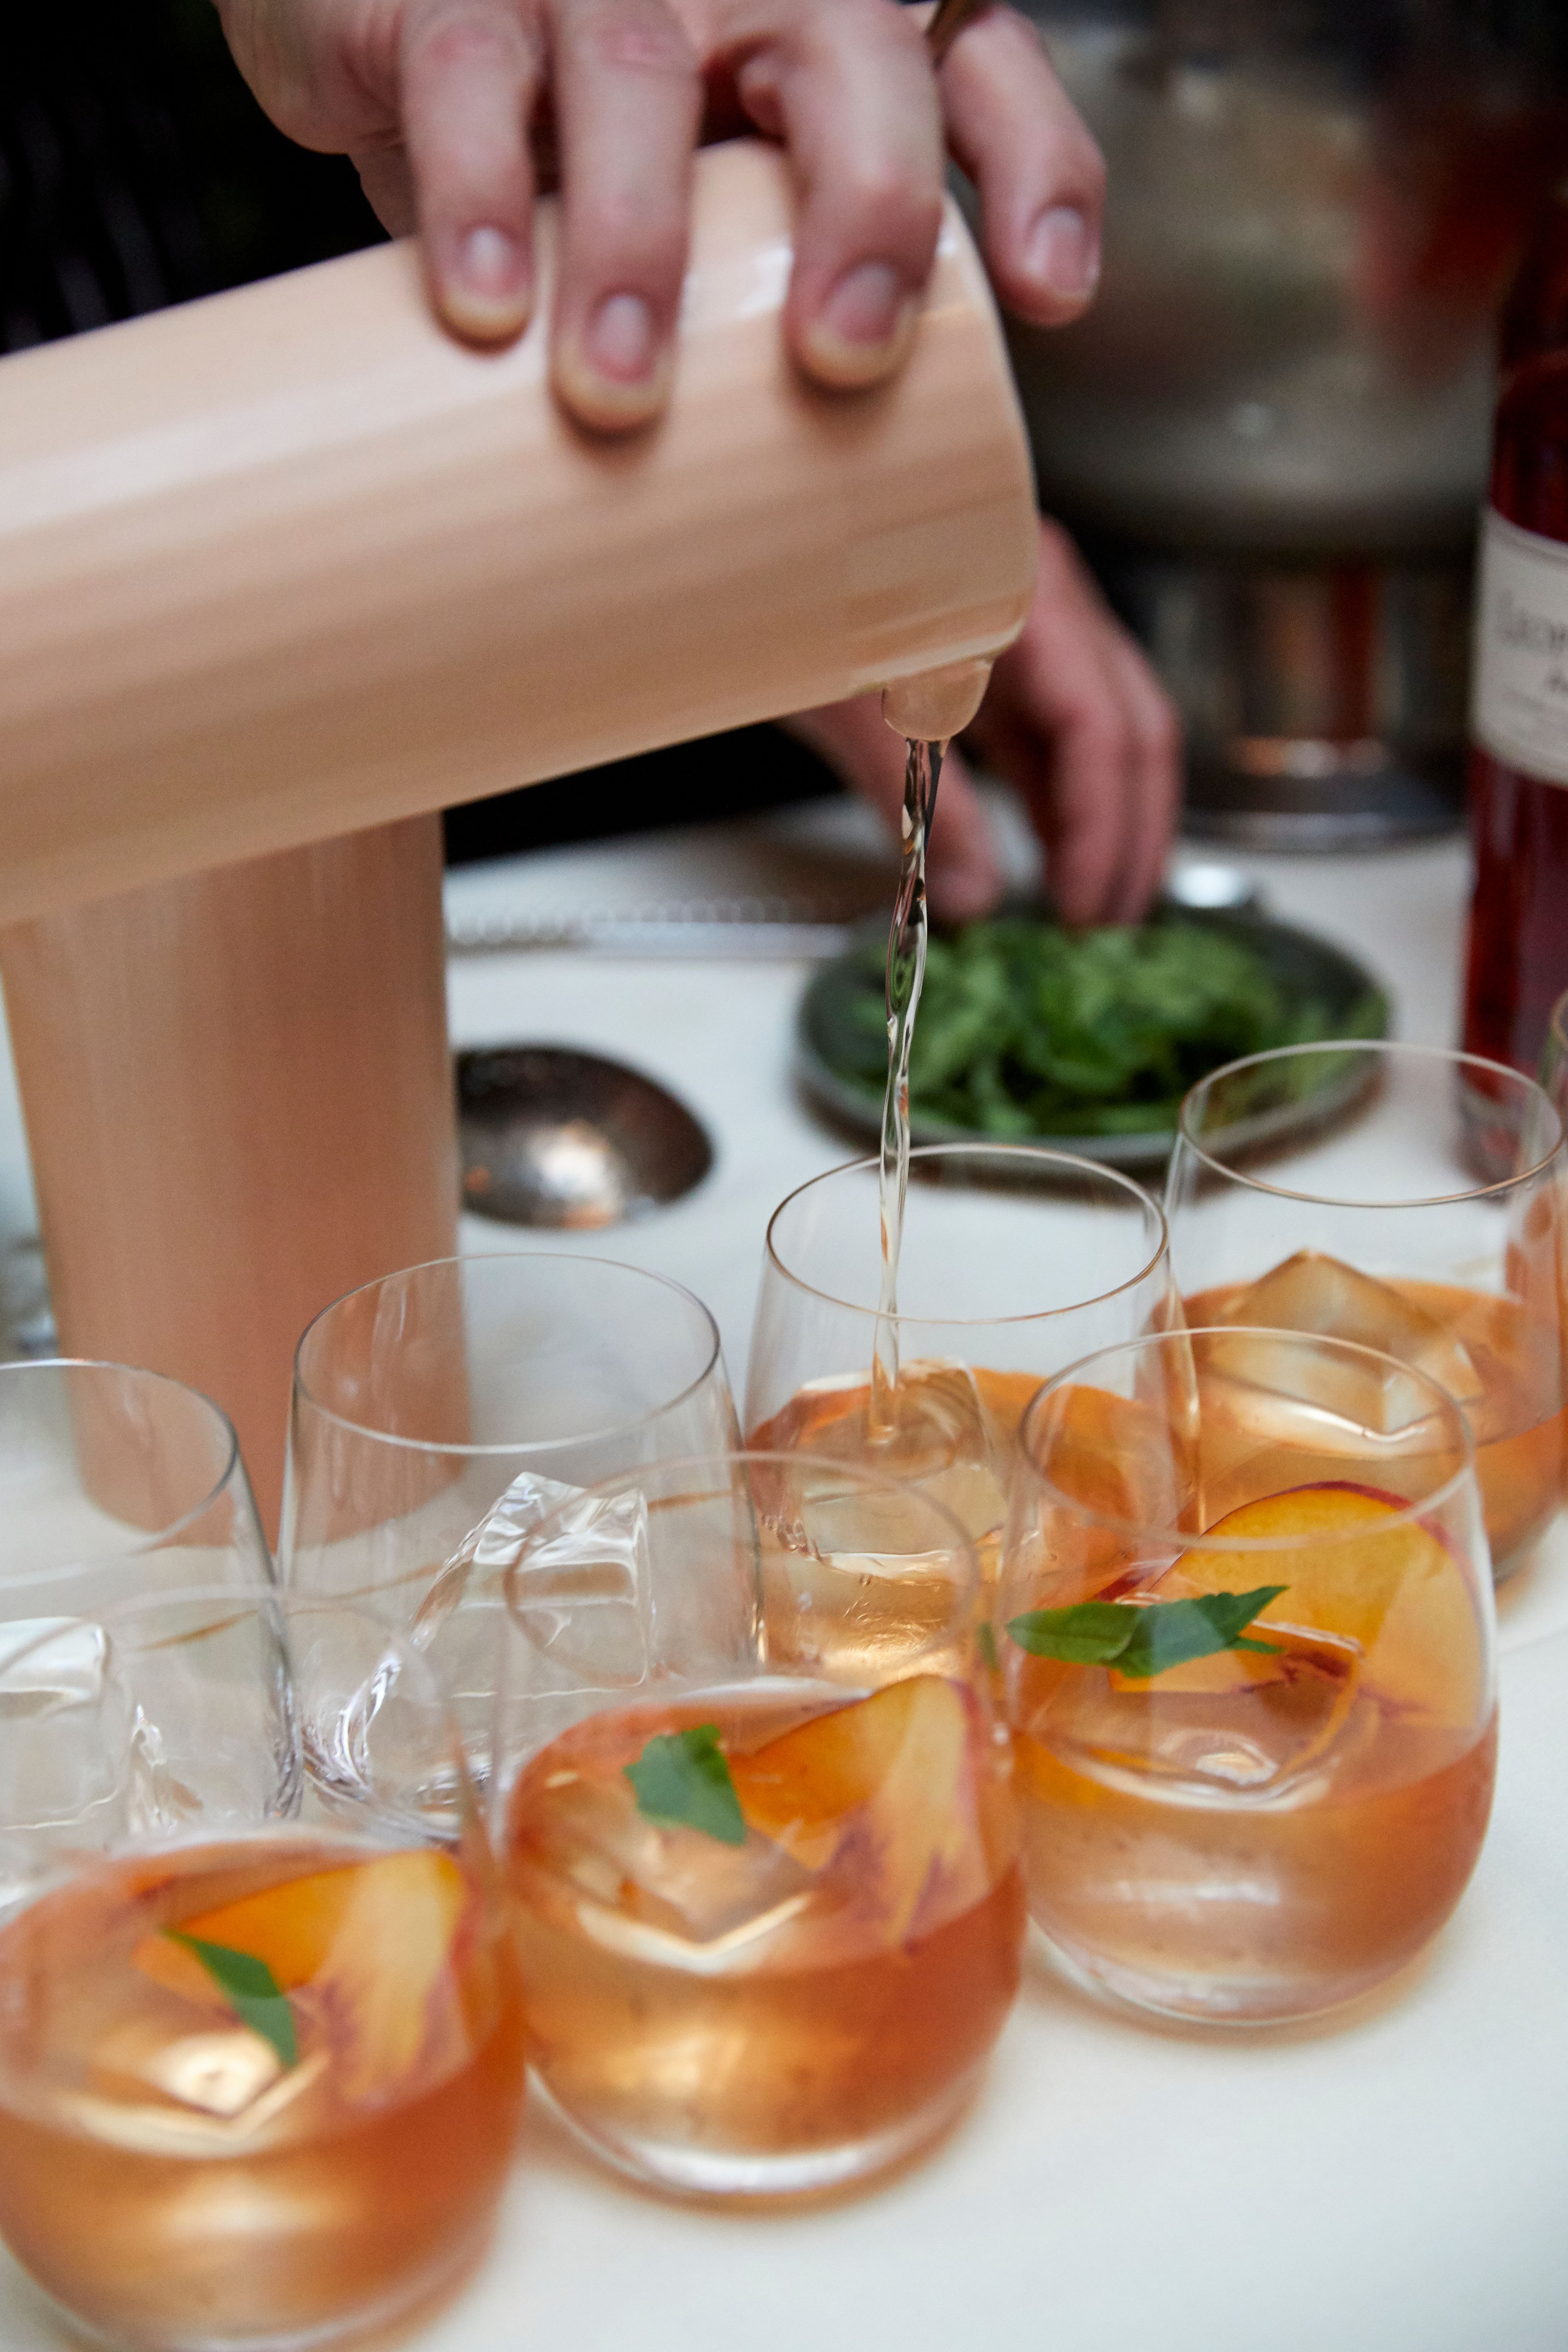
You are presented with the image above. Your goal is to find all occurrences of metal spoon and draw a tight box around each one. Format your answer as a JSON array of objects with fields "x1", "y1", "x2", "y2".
[{"x1": 456, "y1": 1047, "x2": 714, "y2": 1229}]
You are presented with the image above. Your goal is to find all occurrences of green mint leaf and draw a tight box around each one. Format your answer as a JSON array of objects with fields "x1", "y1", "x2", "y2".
[
  {"x1": 975, "y1": 1621, "x2": 999, "y2": 1672},
  {"x1": 1007, "y1": 1586, "x2": 1287, "y2": 1681},
  {"x1": 163, "y1": 1931, "x2": 298, "y2": 2071},
  {"x1": 1005, "y1": 1601, "x2": 1142, "y2": 1665},
  {"x1": 1114, "y1": 1586, "x2": 1286, "y2": 1680},
  {"x1": 625, "y1": 1724, "x2": 746, "y2": 1846}
]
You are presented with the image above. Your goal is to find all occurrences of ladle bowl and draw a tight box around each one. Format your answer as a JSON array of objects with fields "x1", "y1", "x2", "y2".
[{"x1": 456, "y1": 1047, "x2": 713, "y2": 1229}]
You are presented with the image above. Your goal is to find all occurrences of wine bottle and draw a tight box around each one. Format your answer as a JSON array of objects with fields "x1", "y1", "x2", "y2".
[{"x1": 1462, "y1": 183, "x2": 1568, "y2": 1079}]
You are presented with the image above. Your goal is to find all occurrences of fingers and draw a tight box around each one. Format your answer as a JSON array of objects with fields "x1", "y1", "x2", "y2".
[
  {"x1": 939, "y1": 4, "x2": 1105, "y2": 325},
  {"x1": 547, "y1": 0, "x2": 702, "y2": 430},
  {"x1": 968, "y1": 521, "x2": 1182, "y2": 925},
  {"x1": 783, "y1": 697, "x2": 1003, "y2": 919},
  {"x1": 1102, "y1": 636, "x2": 1182, "y2": 923},
  {"x1": 923, "y1": 743, "x2": 1006, "y2": 920},
  {"x1": 730, "y1": 0, "x2": 946, "y2": 390},
  {"x1": 352, "y1": 147, "x2": 419, "y2": 239},
  {"x1": 400, "y1": 0, "x2": 542, "y2": 342}
]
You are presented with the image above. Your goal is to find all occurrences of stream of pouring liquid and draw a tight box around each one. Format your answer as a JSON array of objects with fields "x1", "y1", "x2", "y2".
[{"x1": 870, "y1": 736, "x2": 944, "y2": 1435}]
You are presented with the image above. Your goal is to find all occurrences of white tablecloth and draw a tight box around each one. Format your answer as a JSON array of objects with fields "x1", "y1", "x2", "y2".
[{"x1": 2, "y1": 802, "x2": 1563, "y2": 2351}]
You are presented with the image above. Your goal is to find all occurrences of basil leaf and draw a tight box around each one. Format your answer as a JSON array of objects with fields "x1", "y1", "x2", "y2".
[
  {"x1": 1114, "y1": 1587, "x2": 1286, "y2": 1680},
  {"x1": 163, "y1": 1931, "x2": 298, "y2": 2070},
  {"x1": 1005, "y1": 1601, "x2": 1142, "y2": 1665},
  {"x1": 1006, "y1": 1586, "x2": 1287, "y2": 1681},
  {"x1": 625, "y1": 1724, "x2": 746, "y2": 1846}
]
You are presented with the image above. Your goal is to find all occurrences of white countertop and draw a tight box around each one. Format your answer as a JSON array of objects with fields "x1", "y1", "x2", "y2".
[{"x1": 2, "y1": 800, "x2": 1564, "y2": 2352}]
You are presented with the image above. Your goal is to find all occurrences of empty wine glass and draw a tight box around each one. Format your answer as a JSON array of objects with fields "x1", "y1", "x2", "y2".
[
  {"x1": 0, "y1": 1359, "x2": 271, "y2": 1623},
  {"x1": 282, "y1": 1253, "x2": 738, "y2": 1797},
  {"x1": 1165, "y1": 1042, "x2": 1568, "y2": 1574}
]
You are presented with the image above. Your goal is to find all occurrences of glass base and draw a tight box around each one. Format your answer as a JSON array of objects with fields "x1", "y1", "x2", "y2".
[
  {"x1": 1034, "y1": 1921, "x2": 1392, "y2": 2029},
  {"x1": 26, "y1": 2217, "x2": 491, "y2": 2352},
  {"x1": 533, "y1": 2064, "x2": 981, "y2": 2202}
]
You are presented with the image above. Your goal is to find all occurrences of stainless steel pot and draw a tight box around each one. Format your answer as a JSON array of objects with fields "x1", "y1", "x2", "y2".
[{"x1": 1011, "y1": 1, "x2": 1568, "y2": 845}]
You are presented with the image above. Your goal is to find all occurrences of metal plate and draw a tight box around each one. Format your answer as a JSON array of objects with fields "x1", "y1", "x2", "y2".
[{"x1": 795, "y1": 909, "x2": 1390, "y2": 1171}]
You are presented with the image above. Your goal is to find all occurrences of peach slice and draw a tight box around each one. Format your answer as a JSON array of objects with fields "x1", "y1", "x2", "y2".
[
  {"x1": 306, "y1": 1851, "x2": 469, "y2": 2100},
  {"x1": 136, "y1": 1864, "x2": 366, "y2": 2008},
  {"x1": 729, "y1": 1675, "x2": 985, "y2": 1942},
  {"x1": 1163, "y1": 1481, "x2": 1486, "y2": 1726},
  {"x1": 134, "y1": 1852, "x2": 470, "y2": 2100}
]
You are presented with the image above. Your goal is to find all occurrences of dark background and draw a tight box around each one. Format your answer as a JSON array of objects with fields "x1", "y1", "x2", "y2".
[{"x1": 0, "y1": 0, "x2": 840, "y2": 862}]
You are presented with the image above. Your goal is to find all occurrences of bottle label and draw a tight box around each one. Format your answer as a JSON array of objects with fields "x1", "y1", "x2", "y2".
[{"x1": 1473, "y1": 508, "x2": 1568, "y2": 787}]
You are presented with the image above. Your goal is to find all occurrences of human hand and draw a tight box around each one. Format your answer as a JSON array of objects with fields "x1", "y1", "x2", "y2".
[
  {"x1": 214, "y1": 0, "x2": 1104, "y2": 430},
  {"x1": 787, "y1": 518, "x2": 1182, "y2": 924}
]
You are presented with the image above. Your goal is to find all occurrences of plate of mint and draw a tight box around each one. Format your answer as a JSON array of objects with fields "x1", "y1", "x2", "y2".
[{"x1": 796, "y1": 905, "x2": 1390, "y2": 1168}]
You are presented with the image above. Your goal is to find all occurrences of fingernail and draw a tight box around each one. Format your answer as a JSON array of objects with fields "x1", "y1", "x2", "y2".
[
  {"x1": 823, "y1": 261, "x2": 903, "y2": 347},
  {"x1": 803, "y1": 262, "x2": 918, "y2": 389},
  {"x1": 1028, "y1": 205, "x2": 1099, "y2": 302},
  {"x1": 553, "y1": 296, "x2": 670, "y2": 434},
  {"x1": 586, "y1": 292, "x2": 657, "y2": 384},
  {"x1": 441, "y1": 225, "x2": 530, "y2": 342}
]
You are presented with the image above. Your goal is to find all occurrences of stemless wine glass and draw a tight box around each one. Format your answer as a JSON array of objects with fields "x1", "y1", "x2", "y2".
[
  {"x1": 999, "y1": 1327, "x2": 1497, "y2": 2025},
  {"x1": 498, "y1": 1450, "x2": 1020, "y2": 2200},
  {"x1": 0, "y1": 1359, "x2": 272, "y2": 1621},
  {"x1": 283, "y1": 1254, "x2": 737, "y2": 1796},
  {"x1": 0, "y1": 1586, "x2": 526, "y2": 2352},
  {"x1": 747, "y1": 1145, "x2": 1176, "y2": 1592},
  {"x1": 1166, "y1": 1042, "x2": 1568, "y2": 1573}
]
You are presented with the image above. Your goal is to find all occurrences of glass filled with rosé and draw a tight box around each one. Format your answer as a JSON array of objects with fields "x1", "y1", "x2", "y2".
[
  {"x1": 499, "y1": 1449, "x2": 1022, "y2": 2198},
  {"x1": 1165, "y1": 1041, "x2": 1568, "y2": 1576},
  {"x1": 0, "y1": 1587, "x2": 526, "y2": 2351},
  {"x1": 999, "y1": 1326, "x2": 1497, "y2": 2025},
  {"x1": 747, "y1": 1145, "x2": 1175, "y2": 1609}
]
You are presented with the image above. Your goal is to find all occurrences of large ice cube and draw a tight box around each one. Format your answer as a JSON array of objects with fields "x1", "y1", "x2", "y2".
[
  {"x1": 1212, "y1": 1252, "x2": 1483, "y2": 1410},
  {"x1": 517, "y1": 1767, "x2": 816, "y2": 1974},
  {"x1": 1038, "y1": 1617, "x2": 1364, "y2": 1804},
  {"x1": 72, "y1": 2038, "x2": 333, "y2": 2154},
  {"x1": 0, "y1": 1619, "x2": 135, "y2": 1857},
  {"x1": 416, "y1": 1469, "x2": 650, "y2": 1691}
]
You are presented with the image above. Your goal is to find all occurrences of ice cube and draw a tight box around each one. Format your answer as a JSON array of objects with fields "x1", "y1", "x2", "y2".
[
  {"x1": 1038, "y1": 1620, "x2": 1363, "y2": 1803},
  {"x1": 416, "y1": 1470, "x2": 650, "y2": 1690},
  {"x1": 1211, "y1": 1252, "x2": 1483, "y2": 1409},
  {"x1": 877, "y1": 1360, "x2": 1013, "y2": 1541},
  {"x1": 71, "y1": 2040, "x2": 333, "y2": 2154},
  {"x1": 412, "y1": 1467, "x2": 590, "y2": 1645},
  {"x1": 0, "y1": 1618, "x2": 134, "y2": 1840},
  {"x1": 120, "y1": 2024, "x2": 283, "y2": 2117},
  {"x1": 516, "y1": 1768, "x2": 816, "y2": 1975},
  {"x1": 0, "y1": 1617, "x2": 117, "y2": 1719}
]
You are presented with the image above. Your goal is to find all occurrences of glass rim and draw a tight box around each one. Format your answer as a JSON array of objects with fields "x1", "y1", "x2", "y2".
[
  {"x1": 1549, "y1": 989, "x2": 1568, "y2": 1062},
  {"x1": 1016, "y1": 1324, "x2": 1480, "y2": 1552},
  {"x1": 1174, "y1": 1038, "x2": 1566, "y2": 1206},
  {"x1": 502, "y1": 1444, "x2": 982, "y2": 1630},
  {"x1": 291, "y1": 1251, "x2": 725, "y2": 1458},
  {"x1": 764, "y1": 1143, "x2": 1169, "y2": 1329},
  {"x1": 0, "y1": 1356, "x2": 247, "y2": 1569}
]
